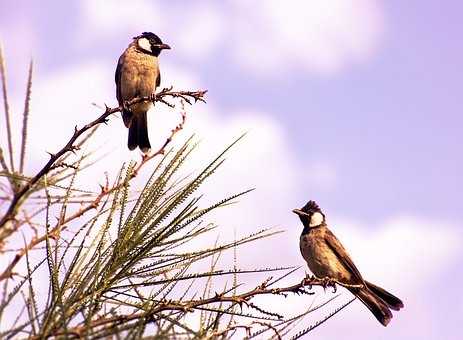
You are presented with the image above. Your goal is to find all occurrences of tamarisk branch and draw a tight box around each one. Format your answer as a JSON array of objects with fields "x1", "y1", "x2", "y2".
[
  {"x1": 34, "y1": 275, "x2": 361, "y2": 339},
  {"x1": 0, "y1": 88, "x2": 207, "y2": 234}
]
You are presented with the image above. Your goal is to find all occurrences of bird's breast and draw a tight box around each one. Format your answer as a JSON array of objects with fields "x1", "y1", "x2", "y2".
[
  {"x1": 300, "y1": 231, "x2": 351, "y2": 280},
  {"x1": 119, "y1": 48, "x2": 159, "y2": 114}
]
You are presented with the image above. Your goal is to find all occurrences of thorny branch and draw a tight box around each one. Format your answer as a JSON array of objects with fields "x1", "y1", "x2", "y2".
[
  {"x1": 0, "y1": 87, "x2": 207, "y2": 233},
  {"x1": 0, "y1": 108, "x2": 189, "y2": 281},
  {"x1": 39, "y1": 276, "x2": 361, "y2": 339}
]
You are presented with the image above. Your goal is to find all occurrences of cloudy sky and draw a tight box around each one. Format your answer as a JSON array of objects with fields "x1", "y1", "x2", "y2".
[{"x1": 1, "y1": 1, "x2": 462, "y2": 339}]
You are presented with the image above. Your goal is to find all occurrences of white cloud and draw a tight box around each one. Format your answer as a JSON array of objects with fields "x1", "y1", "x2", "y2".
[
  {"x1": 172, "y1": 4, "x2": 224, "y2": 60},
  {"x1": 25, "y1": 61, "x2": 113, "y2": 167},
  {"x1": 78, "y1": 0, "x2": 221, "y2": 60},
  {"x1": 298, "y1": 161, "x2": 337, "y2": 190},
  {"x1": 78, "y1": 0, "x2": 384, "y2": 75},
  {"x1": 0, "y1": 14, "x2": 37, "y2": 82},
  {"x1": 79, "y1": 0, "x2": 163, "y2": 40},
  {"x1": 231, "y1": 0, "x2": 384, "y2": 75},
  {"x1": 22, "y1": 57, "x2": 300, "y2": 230},
  {"x1": 328, "y1": 216, "x2": 461, "y2": 291}
]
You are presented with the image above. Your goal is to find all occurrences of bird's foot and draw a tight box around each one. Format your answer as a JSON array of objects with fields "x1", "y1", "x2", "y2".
[
  {"x1": 291, "y1": 285, "x2": 311, "y2": 295},
  {"x1": 150, "y1": 92, "x2": 157, "y2": 103},
  {"x1": 122, "y1": 100, "x2": 131, "y2": 112},
  {"x1": 301, "y1": 275, "x2": 318, "y2": 293},
  {"x1": 321, "y1": 277, "x2": 337, "y2": 293},
  {"x1": 304, "y1": 272, "x2": 316, "y2": 280},
  {"x1": 302, "y1": 273, "x2": 316, "y2": 285}
]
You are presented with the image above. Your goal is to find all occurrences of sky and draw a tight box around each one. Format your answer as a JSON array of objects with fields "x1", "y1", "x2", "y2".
[{"x1": 0, "y1": 1, "x2": 462, "y2": 339}]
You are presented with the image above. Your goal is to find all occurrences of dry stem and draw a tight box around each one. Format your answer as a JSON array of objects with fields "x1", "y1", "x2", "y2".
[
  {"x1": 0, "y1": 110, "x2": 189, "y2": 281},
  {"x1": 38, "y1": 275, "x2": 360, "y2": 338},
  {"x1": 0, "y1": 88, "x2": 206, "y2": 232}
]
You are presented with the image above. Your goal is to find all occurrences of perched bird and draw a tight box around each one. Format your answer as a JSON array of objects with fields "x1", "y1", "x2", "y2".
[
  {"x1": 115, "y1": 32, "x2": 170, "y2": 152},
  {"x1": 293, "y1": 201, "x2": 403, "y2": 326}
]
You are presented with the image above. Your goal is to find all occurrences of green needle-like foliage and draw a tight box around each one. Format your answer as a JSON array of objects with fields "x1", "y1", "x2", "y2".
[
  {"x1": 1, "y1": 135, "x2": 285, "y2": 339},
  {"x1": 0, "y1": 55, "x2": 351, "y2": 339}
]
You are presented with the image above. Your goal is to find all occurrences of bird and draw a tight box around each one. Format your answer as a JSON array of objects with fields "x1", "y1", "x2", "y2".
[
  {"x1": 293, "y1": 200, "x2": 404, "y2": 326},
  {"x1": 115, "y1": 32, "x2": 170, "y2": 153}
]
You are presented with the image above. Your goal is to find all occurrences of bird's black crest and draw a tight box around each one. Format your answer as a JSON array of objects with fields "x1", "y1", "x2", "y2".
[
  {"x1": 301, "y1": 200, "x2": 321, "y2": 213},
  {"x1": 135, "y1": 32, "x2": 163, "y2": 44}
]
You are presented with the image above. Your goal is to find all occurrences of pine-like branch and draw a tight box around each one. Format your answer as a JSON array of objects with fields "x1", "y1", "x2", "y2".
[
  {"x1": 0, "y1": 44, "x2": 14, "y2": 173},
  {"x1": 19, "y1": 59, "x2": 33, "y2": 174},
  {"x1": 35, "y1": 276, "x2": 360, "y2": 339},
  {"x1": 0, "y1": 110, "x2": 188, "y2": 281},
  {"x1": 0, "y1": 88, "x2": 206, "y2": 234}
]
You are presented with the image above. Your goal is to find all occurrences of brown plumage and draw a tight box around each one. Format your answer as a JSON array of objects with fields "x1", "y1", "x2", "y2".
[
  {"x1": 294, "y1": 200, "x2": 403, "y2": 326},
  {"x1": 115, "y1": 32, "x2": 170, "y2": 153}
]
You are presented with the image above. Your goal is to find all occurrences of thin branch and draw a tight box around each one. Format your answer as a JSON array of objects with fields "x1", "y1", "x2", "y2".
[
  {"x1": 41, "y1": 276, "x2": 362, "y2": 338},
  {"x1": 0, "y1": 111, "x2": 188, "y2": 281},
  {"x1": 131, "y1": 110, "x2": 186, "y2": 178},
  {"x1": 0, "y1": 44, "x2": 14, "y2": 172},
  {"x1": 19, "y1": 59, "x2": 33, "y2": 174},
  {"x1": 208, "y1": 324, "x2": 251, "y2": 339},
  {"x1": 289, "y1": 297, "x2": 356, "y2": 340},
  {"x1": 0, "y1": 88, "x2": 206, "y2": 233},
  {"x1": 0, "y1": 147, "x2": 10, "y2": 175},
  {"x1": 250, "y1": 321, "x2": 282, "y2": 340}
]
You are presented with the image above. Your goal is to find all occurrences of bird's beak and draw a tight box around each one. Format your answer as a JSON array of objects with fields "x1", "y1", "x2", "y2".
[
  {"x1": 155, "y1": 43, "x2": 171, "y2": 50},
  {"x1": 292, "y1": 209, "x2": 310, "y2": 217}
]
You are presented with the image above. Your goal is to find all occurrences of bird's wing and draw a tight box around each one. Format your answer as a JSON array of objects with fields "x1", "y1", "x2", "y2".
[
  {"x1": 115, "y1": 55, "x2": 123, "y2": 104},
  {"x1": 324, "y1": 228, "x2": 364, "y2": 283},
  {"x1": 156, "y1": 65, "x2": 161, "y2": 88},
  {"x1": 299, "y1": 235, "x2": 306, "y2": 259}
]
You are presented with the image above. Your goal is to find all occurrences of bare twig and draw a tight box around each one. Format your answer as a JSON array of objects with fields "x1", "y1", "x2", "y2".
[
  {"x1": 209, "y1": 324, "x2": 251, "y2": 339},
  {"x1": 0, "y1": 147, "x2": 10, "y2": 174},
  {"x1": 0, "y1": 111, "x2": 188, "y2": 281},
  {"x1": 289, "y1": 297, "x2": 356, "y2": 340},
  {"x1": 39, "y1": 276, "x2": 361, "y2": 338},
  {"x1": 132, "y1": 111, "x2": 186, "y2": 178},
  {"x1": 0, "y1": 88, "x2": 206, "y2": 233},
  {"x1": 249, "y1": 321, "x2": 282, "y2": 340}
]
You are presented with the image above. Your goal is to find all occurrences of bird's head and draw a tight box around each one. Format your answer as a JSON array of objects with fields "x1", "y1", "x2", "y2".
[
  {"x1": 292, "y1": 200, "x2": 325, "y2": 228},
  {"x1": 134, "y1": 32, "x2": 171, "y2": 56}
]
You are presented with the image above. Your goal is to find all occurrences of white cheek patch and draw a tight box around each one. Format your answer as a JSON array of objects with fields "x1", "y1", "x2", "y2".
[
  {"x1": 309, "y1": 212, "x2": 324, "y2": 227},
  {"x1": 138, "y1": 37, "x2": 152, "y2": 52}
]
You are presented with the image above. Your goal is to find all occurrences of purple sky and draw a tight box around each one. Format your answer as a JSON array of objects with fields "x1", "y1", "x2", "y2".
[{"x1": 1, "y1": 1, "x2": 462, "y2": 339}]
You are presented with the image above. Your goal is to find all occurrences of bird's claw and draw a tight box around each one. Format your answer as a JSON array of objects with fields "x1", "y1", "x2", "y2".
[
  {"x1": 292, "y1": 286, "x2": 306, "y2": 295},
  {"x1": 122, "y1": 100, "x2": 131, "y2": 112},
  {"x1": 305, "y1": 273, "x2": 315, "y2": 280},
  {"x1": 321, "y1": 277, "x2": 337, "y2": 293},
  {"x1": 302, "y1": 274, "x2": 316, "y2": 290}
]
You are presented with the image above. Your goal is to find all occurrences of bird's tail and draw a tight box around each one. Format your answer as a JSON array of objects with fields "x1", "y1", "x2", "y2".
[
  {"x1": 351, "y1": 287, "x2": 393, "y2": 326},
  {"x1": 122, "y1": 110, "x2": 132, "y2": 128},
  {"x1": 365, "y1": 281, "x2": 404, "y2": 311},
  {"x1": 128, "y1": 112, "x2": 151, "y2": 153}
]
